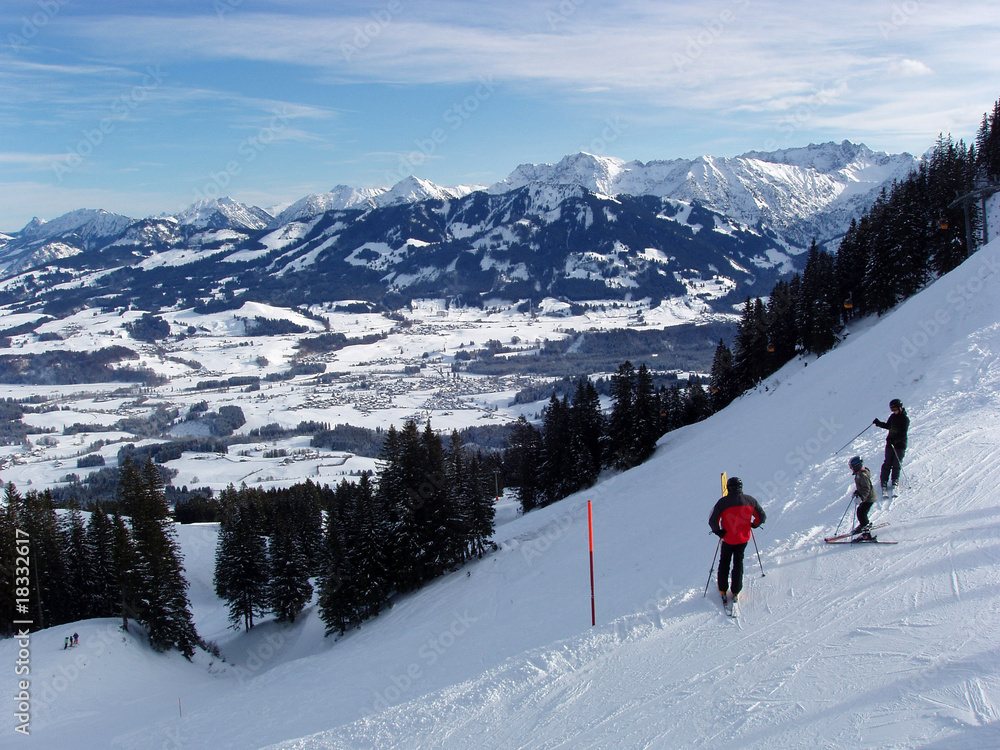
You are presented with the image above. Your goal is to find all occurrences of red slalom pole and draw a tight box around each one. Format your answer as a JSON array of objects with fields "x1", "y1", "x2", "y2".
[{"x1": 588, "y1": 501, "x2": 596, "y2": 626}]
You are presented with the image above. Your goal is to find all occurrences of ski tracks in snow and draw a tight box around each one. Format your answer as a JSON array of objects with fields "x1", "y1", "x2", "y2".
[{"x1": 270, "y1": 509, "x2": 1000, "y2": 750}]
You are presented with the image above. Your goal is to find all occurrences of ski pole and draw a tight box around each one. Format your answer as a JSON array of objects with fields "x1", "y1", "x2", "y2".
[
  {"x1": 750, "y1": 528, "x2": 765, "y2": 577},
  {"x1": 891, "y1": 445, "x2": 910, "y2": 490},
  {"x1": 703, "y1": 536, "x2": 721, "y2": 597},
  {"x1": 836, "y1": 491, "x2": 854, "y2": 535},
  {"x1": 833, "y1": 423, "x2": 874, "y2": 456}
]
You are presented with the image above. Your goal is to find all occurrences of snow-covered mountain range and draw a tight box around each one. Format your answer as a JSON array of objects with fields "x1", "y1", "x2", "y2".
[
  {"x1": 492, "y1": 142, "x2": 915, "y2": 246},
  {"x1": 170, "y1": 197, "x2": 274, "y2": 232},
  {"x1": 0, "y1": 141, "x2": 916, "y2": 318}
]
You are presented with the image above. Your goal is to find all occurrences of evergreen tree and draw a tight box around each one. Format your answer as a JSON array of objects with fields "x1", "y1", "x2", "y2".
[
  {"x1": 805, "y1": 245, "x2": 841, "y2": 354},
  {"x1": 764, "y1": 279, "x2": 798, "y2": 374},
  {"x1": 732, "y1": 298, "x2": 768, "y2": 390},
  {"x1": 659, "y1": 383, "x2": 684, "y2": 433},
  {"x1": 420, "y1": 421, "x2": 455, "y2": 578},
  {"x1": 318, "y1": 478, "x2": 366, "y2": 636},
  {"x1": 708, "y1": 339, "x2": 738, "y2": 412},
  {"x1": 284, "y1": 480, "x2": 326, "y2": 576},
  {"x1": 569, "y1": 378, "x2": 604, "y2": 486},
  {"x1": 63, "y1": 500, "x2": 91, "y2": 622},
  {"x1": 539, "y1": 394, "x2": 572, "y2": 503},
  {"x1": 683, "y1": 376, "x2": 712, "y2": 425},
  {"x1": 977, "y1": 99, "x2": 1000, "y2": 180},
  {"x1": 120, "y1": 459, "x2": 199, "y2": 658},
  {"x1": 606, "y1": 360, "x2": 637, "y2": 470},
  {"x1": 0, "y1": 485, "x2": 20, "y2": 636},
  {"x1": 84, "y1": 502, "x2": 119, "y2": 619},
  {"x1": 445, "y1": 430, "x2": 474, "y2": 567},
  {"x1": 214, "y1": 485, "x2": 269, "y2": 631},
  {"x1": 378, "y1": 420, "x2": 427, "y2": 592},
  {"x1": 465, "y1": 452, "x2": 496, "y2": 559},
  {"x1": 110, "y1": 509, "x2": 139, "y2": 632},
  {"x1": 633, "y1": 363, "x2": 660, "y2": 463},
  {"x1": 267, "y1": 501, "x2": 313, "y2": 623},
  {"x1": 349, "y1": 473, "x2": 390, "y2": 621},
  {"x1": 858, "y1": 189, "x2": 900, "y2": 315},
  {"x1": 835, "y1": 220, "x2": 868, "y2": 320},
  {"x1": 927, "y1": 134, "x2": 978, "y2": 274},
  {"x1": 507, "y1": 417, "x2": 542, "y2": 514},
  {"x1": 20, "y1": 489, "x2": 70, "y2": 629}
]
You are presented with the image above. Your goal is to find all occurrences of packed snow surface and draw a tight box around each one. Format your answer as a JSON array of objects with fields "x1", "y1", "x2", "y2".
[{"x1": 5, "y1": 241, "x2": 1000, "y2": 749}]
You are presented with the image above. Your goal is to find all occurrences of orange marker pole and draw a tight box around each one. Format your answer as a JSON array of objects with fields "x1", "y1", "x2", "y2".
[{"x1": 588, "y1": 501, "x2": 595, "y2": 626}]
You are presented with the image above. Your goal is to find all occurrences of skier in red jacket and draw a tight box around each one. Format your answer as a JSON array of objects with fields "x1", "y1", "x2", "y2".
[{"x1": 709, "y1": 477, "x2": 766, "y2": 605}]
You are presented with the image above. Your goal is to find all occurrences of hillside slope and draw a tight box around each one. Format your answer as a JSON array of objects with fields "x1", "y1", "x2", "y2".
[{"x1": 4, "y1": 242, "x2": 1000, "y2": 749}]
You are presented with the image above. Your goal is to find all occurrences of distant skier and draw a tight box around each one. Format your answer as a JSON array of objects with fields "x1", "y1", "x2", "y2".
[
  {"x1": 874, "y1": 398, "x2": 909, "y2": 496},
  {"x1": 64, "y1": 637, "x2": 69, "y2": 650},
  {"x1": 709, "y1": 477, "x2": 766, "y2": 606},
  {"x1": 849, "y1": 456, "x2": 876, "y2": 540}
]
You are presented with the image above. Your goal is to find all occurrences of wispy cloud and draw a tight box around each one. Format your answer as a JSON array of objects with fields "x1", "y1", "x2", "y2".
[
  {"x1": 0, "y1": 152, "x2": 68, "y2": 166},
  {"x1": 0, "y1": 180, "x2": 175, "y2": 228},
  {"x1": 1, "y1": 0, "x2": 998, "y2": 228},
  {"x1": 61, "y1": 2, "x2": 998, "y2": 121},
  {"x1": 888, "y1": 59, "x2": 933, "y2": 78}
]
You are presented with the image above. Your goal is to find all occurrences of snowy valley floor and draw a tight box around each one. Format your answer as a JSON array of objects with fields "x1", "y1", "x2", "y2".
[{"x1": 5, "y1": 243, "x2": 1000, "y2": 749}]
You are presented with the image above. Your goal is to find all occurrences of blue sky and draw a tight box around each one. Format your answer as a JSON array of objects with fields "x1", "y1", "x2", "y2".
[{"x1": 1, "y1": 0, "x2": 999, "y2": 232}]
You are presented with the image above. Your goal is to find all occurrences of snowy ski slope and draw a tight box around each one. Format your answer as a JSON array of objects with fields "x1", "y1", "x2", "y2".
[{"x1": 4, "y1": 240, "x2": 1000, "y2": 749}]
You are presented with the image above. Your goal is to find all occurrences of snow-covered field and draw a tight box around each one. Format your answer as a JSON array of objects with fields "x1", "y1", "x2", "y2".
[
  {"x1": 5, "y1": 240, "x2": 1000, "y2": 748},
  {"x1": 0, "y1": 292, "x2": 733, "y2": 495}
]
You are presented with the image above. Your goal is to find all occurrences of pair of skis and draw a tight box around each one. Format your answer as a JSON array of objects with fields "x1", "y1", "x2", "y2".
[{"x1": 824, "y1": 522, "x2": 897, "y2": 545}]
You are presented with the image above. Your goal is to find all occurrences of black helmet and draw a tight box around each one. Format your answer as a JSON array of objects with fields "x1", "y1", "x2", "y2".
[
  {"x1": 889, "y1": 398, "x2": 903, "y2": 410},
  {"x1": 849, "y1": 456, "x2": 863, "y2": 471},
  {"x1": 726, "y1": 476, "x2": 743, "y2": 494}
]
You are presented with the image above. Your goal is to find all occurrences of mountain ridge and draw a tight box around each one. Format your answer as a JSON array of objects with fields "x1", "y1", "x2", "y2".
[
  {"x1": 4, "y1": 141, "x2": 913, "y2": 237},
  {"x1": 0, "y1": 140, "x2": 917, "y2": 318}
]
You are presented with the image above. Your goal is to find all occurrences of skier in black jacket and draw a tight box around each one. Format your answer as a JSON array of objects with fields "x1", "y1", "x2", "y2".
[{"x1": 874, "y1": 398, "x2": 909, "y2": 495}]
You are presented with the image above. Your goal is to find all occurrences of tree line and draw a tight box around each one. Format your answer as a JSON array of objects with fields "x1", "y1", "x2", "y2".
[
  {"x1": 502, "y1": 362, "x2": 714, "y2": 512},
  {"x1": 0, "y1": 459, "x2": 199, "y2": 657},
  {"x1": 2, "y1": 421, "x2": 498, "y2": 652},
  {"x1": 214, "y1": 420, "x2": 497, "y2": 637}
]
